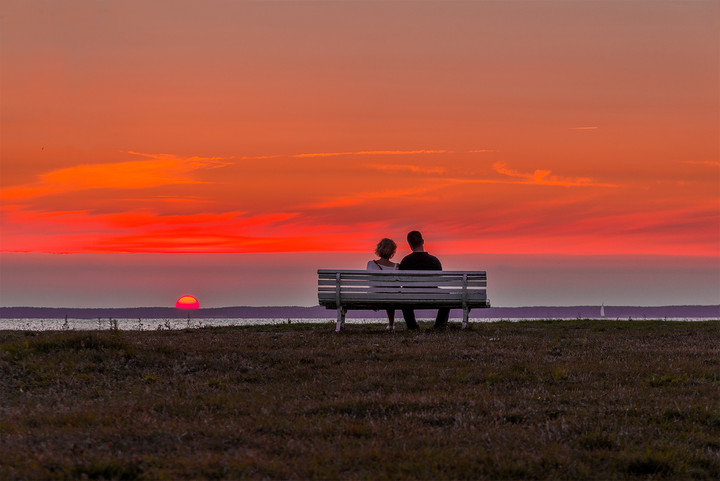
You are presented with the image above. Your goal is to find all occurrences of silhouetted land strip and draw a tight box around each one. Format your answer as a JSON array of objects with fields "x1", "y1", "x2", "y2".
[
  {"x1": 1, "y1": 320, "x2": 718, "y2": 479},
  {"x1": 2, "y1": 304, "x2": 719, "y2": 320}
]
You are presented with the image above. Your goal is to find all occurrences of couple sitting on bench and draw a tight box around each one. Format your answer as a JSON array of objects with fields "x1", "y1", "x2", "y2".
[{"x1": 367, "y1": 230, "x2": 449, "y2": 331}]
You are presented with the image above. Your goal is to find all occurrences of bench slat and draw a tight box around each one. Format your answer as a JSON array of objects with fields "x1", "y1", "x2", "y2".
[
  {"x1": 319, "y1": 279, "x2": 487, "y2": 283},
  {"x1": 318, "y1": 297, "x2": 487, "y2": 304},
  {"x1": 319, "y1": 289, "x2": 485, "y2": 296},
  {"x1": 319, "y1": 303, "x2": 485, "y2": 309},
  {"x1": 319, "y1": 299, "x2": 487, "y2": 305},
  {"x1": 319, "y1": 285, "x2": 486, "y2": 291},
  {"x1": 318, "y1": 278, "x2": 486, "y2": 285},
  {"x1": 318, "y1": 292, "x2": 487, "y2": 302},
  {"x1": 318, "y1": 269, "x2": 486, "y2": 276},
  {"x1": 319, "y1": 303, "x2": 488, "y2": 310}
]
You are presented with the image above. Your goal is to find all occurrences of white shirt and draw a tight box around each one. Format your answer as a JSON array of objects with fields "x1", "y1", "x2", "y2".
[{"x1": 367, "y1": 260, "x2": 398, "y2": 271}]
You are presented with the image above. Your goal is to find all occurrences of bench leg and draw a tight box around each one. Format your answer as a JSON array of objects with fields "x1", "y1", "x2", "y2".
[
  {"x1": 462, "y1": 307, "x2": 470, "y2": 329},
  {"x1": 335, "y1": 306, "x2": 347, "y2": 332}
]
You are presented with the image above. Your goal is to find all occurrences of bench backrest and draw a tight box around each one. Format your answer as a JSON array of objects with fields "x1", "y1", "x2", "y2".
[{"x1": 318, "y1": 270, "x2": 488, "y2": 309}]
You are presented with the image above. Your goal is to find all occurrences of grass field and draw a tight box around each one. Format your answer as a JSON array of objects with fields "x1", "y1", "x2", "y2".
[{"x1": 1, "y1": 320, "x2": 719, "y2": 480}]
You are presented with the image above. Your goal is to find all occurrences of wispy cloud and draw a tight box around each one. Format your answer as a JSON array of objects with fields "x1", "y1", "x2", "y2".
[
  {"x1": 364, "y1": 164, "x2": 446, "y2": 175},
  {"x1": 444, "y1": 163, "x2": 617, "y2": 188},
  {"x1": 292, "y1": 149, "x2": 449, "y2": 158},
  {"x1": 89, "y1": 211, "x2": 310, "y2": 253},
  {"x1": 0, "y1": 152, "x2": 229, "y2": 201},
  {"x1": 234, "y1": 148, "x2": 503, "y2": 163},
  {"x1": 492, "y1": 162, "x2": 616, "y2": 187},
  {"x1": 0, "y1": 206, "x2": 304, "y2": 253},
  {"x1": 238, "y1": 149, "x2": 497, "y2": 160},
  {"x1": 305, "y1": 183, "x2": 455, "y2": 210},
  {"x1": 238, "y1": 155, "x2": 283, "y2": 160},
  {"x1": 684, "y1": 160, "x2": 720, "y2": 167}
]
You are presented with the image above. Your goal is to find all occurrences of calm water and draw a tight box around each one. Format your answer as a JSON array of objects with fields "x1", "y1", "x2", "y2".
[
  {"x1": 0, "y1": 317, "x2": 714, "y2": 331},
  {"x1": 1, "y1": 318, "x2": 329, "y2": 331}
]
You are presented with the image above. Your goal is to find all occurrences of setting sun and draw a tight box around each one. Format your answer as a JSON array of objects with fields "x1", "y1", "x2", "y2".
[{"x1": 176, "y1": 296, "x2": 200, "y2": 309}]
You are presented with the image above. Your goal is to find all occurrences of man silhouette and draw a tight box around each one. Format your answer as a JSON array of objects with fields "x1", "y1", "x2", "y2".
[{"x1": 399, "y1": 231, "x2": 450, "y2": 330}]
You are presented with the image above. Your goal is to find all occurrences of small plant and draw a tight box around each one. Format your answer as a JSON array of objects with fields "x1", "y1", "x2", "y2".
[
  {"x1": 206, "y1": 378, "x2": 224, "y2": 389},
  {"x1": 625, "y1": 452, "x2": 675, "y2": 476},
  {"x1": 552, "y1": 367, "x2": 569, "y2": 382},
  {"x1": 72, "y1": 461, "x2": 141, "y2": 480},
  {"x1": 61, "y1": 315, "x2": 69, "y2": 331},
  {"x1": 650, "y1": 373, "x2": 689, "y2": 387},
  {"x1": 579, "y1": 431, "x2": 616, "y2": 450}
]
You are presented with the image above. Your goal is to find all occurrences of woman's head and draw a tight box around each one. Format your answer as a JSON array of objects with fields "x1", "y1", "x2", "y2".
[{"x1": 375, "y1": 238, "x2": 397, "y2": 260}]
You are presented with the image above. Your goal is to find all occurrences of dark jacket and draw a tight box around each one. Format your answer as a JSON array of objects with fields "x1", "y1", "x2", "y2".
[{"x1": 398, "y1": 252, "x2": 442, "y2": 270}]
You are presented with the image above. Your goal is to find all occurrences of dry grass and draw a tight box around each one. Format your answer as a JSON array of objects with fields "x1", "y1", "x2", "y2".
[{"x1": 1, "y1": 320, "x2": 719, "y2": 480}]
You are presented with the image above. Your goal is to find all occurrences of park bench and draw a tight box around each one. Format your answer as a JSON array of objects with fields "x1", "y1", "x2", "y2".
[{"x1": 318, "y1": 270, "x2": 489, "y2": 332}]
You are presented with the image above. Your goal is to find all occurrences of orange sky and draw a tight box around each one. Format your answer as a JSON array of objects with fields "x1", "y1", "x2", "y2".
[{"x1": 1, "y1": 1, "x2": 718, "y2": 307}]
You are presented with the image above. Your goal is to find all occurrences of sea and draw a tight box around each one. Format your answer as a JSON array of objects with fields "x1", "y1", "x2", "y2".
[
  {"x1": 1, "y1": 306, "x2": 718, "y2": 331},
  {"x1": 3, "y1": 316, "x2": 718, "y2": 332},
  {"x1": 1, "y1": 317, "x2": 335, "y2": 331}
]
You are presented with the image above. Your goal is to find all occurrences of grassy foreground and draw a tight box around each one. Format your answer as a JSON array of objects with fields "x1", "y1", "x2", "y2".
[{"x1": 1, "y1": 320, "x2": 719, "y2": 480}]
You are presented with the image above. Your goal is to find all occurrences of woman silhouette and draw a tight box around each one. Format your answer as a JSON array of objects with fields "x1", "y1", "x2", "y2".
[{"x1": 366, "y1": 238, "x2": 398, "y2": 330}]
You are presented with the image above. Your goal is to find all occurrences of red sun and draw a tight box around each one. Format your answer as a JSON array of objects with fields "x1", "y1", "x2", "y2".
[{"x1": 176, "y1": 295, "x2": 200, "y2": 309}]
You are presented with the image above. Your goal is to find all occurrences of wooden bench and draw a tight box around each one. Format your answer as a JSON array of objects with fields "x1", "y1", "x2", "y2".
[{"x1": 318, "y1": 270, "x2": 490, "y2": 332}]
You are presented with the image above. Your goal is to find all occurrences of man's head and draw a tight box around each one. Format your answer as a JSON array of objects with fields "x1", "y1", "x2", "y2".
[{"x1": 407, "y1": 230, "x2": 424, "y2": 251}]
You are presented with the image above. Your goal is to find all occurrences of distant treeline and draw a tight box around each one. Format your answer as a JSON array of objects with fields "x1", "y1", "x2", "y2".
[{"x1": 1, "y1": 305, "x2": 718, "y2": 320}]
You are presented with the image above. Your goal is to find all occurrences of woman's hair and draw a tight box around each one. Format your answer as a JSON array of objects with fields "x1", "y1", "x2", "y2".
[{"x1": 375, "y1": 238, "x2": 397, "y2": 260}]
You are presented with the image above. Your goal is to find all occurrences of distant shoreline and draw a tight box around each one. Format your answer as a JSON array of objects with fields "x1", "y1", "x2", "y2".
[{"x1": 2, "y1": 305, "x2": 718, "y2": 320}]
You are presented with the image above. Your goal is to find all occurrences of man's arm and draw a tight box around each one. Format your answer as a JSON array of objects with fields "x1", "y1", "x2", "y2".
[{"x1": 432, "y1": 256, "x2": 442, "y2": 270}]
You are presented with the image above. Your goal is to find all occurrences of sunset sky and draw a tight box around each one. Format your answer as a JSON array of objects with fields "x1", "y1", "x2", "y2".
[{"x1": 1, "y1": 1, "x2": 718, "y2": 308}]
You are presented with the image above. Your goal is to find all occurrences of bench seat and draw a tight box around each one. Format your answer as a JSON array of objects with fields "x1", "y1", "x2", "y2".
[{"x1": 318, "y1": 270, "x2": 490, "y2": 331}]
